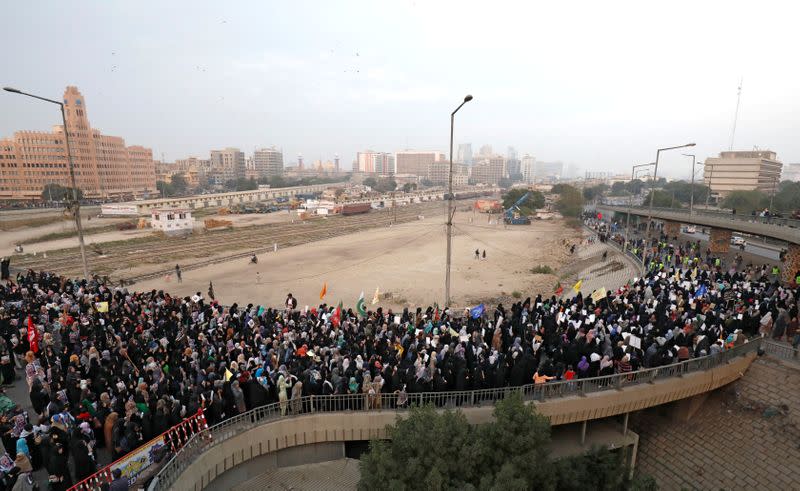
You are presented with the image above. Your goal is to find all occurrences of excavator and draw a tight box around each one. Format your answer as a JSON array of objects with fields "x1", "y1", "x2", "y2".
[{"x1": 504, "y1": 191, "x2": 532, "y2": 225}]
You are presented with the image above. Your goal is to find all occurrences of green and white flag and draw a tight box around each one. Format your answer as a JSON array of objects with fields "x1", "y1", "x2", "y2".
[{"x1": 356, "y1": 291, "x2": 366, "y2": 317}]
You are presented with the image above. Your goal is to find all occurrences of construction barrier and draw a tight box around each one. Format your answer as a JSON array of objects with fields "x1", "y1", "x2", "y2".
[{"x1": 69, "y1": 409, "x2": 208, "y2": 491}]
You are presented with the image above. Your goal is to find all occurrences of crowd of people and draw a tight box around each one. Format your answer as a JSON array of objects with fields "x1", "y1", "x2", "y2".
[{"x1": 0, "y1": 221, "x2": 796, "y2": 489}]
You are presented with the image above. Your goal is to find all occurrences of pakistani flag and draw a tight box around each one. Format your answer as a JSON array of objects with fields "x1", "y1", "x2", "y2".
[{"x1": 356, "y1": 291, "x2": 366, "y2": 317}]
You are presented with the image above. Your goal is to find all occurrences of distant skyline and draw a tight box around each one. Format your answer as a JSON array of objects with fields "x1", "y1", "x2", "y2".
[{"x1": 2, "y1": 1, "x2": 799, "y2": 180}]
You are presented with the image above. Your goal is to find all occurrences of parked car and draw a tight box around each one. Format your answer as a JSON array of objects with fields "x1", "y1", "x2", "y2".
[{"x1": 731, "y1": 235, "x2": 747, "y2": 246}]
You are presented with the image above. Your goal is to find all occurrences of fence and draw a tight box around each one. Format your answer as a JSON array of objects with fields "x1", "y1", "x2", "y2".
[
  {"x1": 761, "y1": 339, "x2": 800, "y2": 361},
  {"x1": 69, "y1": 410, "x2": 208, "y2": 491},
  {"x1": 148, "y1": 338, "x2": 763, "y2": 491}
]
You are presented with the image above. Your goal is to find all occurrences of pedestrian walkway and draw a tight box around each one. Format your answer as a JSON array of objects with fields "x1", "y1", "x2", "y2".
[
  {"x1": 229, "y1": 458, "x2": 360, "y2": 491},
  {"x1": 566, "y1": 240, "x2": 639, "y2": 297},
  {"x1": 633, "y1": 356, "x2": 800, "y2": 490}
]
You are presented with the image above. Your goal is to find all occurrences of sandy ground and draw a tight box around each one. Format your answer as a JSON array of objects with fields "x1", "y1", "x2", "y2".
[{"x1": 133, "y1": 210, "x2": 579, "y2": 311}]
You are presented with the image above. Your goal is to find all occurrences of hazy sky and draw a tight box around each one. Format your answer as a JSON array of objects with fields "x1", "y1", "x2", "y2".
[{"x1": 2, "y1": 1, "x2": 798, "y2": 177}]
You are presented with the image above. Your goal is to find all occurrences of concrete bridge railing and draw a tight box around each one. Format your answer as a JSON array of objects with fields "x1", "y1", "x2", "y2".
[
  {"x1": 595, "y1": 204, "x2": 800, "y2": 245},
  {"x1": 150, "y1": 338, "x2": 763, "y2": 491}
]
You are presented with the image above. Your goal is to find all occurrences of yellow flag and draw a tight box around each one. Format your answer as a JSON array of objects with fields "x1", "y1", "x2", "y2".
[
  {"x1": 320, "y1": 282, "x2": 328, "y2": 300},
  {"x1": 591, "y1": 287, "x2": 606, "y2": 303},
  {"x1": 96, "y1": 302, "x2": 109, "y2": 313},
  {"x1": 224, "y1": 368, "x2": 233, "y2": 382},
  {"x1": 572, "y1": 279, "x2": 582, "y2": 293},
  {"x1": 372, "y1": 286, "x2": 380, "y2": 305}
]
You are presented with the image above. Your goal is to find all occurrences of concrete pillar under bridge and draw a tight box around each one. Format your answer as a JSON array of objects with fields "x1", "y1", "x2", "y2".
[
  {"x1": 782, "y1": 243, "x2": 800, "y2": 283},
  {"x1": 708, "y1": 228, "x2": 731, "y2": 254},
  {"x1": 663, "y1": 220, "x2": 681, "y2": 240}
]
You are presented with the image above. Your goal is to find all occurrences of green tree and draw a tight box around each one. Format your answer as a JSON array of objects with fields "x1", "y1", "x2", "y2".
[
  {"x1": 662, "y1": 180, "x2": 709, "y2": 205},
  {"x1": 502, "y1": 188, "x2": 545, "y2": 215},
  {"x1": 773, "y1": 180, "x2": 800, "y2": 213},
  {"x1": 552, "y1": 184, "x2": 585, "y2": 217},
  {"x1": 41, "y1": 183, "x2": 83, "y2": 202},
  {"x1": 643, "y1": 190, "x2": 682, "y2": 209},
  {"x1": 420, "y1": 178, "x2": 434, "y2": 187},
  {"x1": 402, "y1": 182, "x2": 417, "y2": 193},
  {"x1": 583, "y1": 184, "x2": 608, "y2": 202},
  {"x1": 498, "y1": 177, "x2": 514, "y2": 189},
  {"x1": 363, "y1": 177, "x2": 378, "y2": 189},
  {"x1": 721, "y1": 190, "x2": 768, "y2": 213},
  {"x1": 359, "y1": 393, "x2": 649, "y2": 490},
  {"x1": 156, "y1": 180, "x2": 175, "y2": 197},
  {"x1": 170, "y1": 173, "x2": 188, "y2": 193}
]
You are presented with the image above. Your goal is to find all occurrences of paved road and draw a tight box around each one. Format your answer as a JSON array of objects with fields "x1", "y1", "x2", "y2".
[{"x1": 683, "y1": 230, "x2": 781, "y2": 261}]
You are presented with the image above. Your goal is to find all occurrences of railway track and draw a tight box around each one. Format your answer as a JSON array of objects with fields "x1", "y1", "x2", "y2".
[{"x1": 12, "y1": 200, "x2": 448, "y2": 282}]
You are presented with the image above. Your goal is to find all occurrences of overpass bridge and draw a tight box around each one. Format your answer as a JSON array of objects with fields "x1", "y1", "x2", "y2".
[
  {"x1": 149, "y1": 339, "x2": 763, "y2": 491},
  {"x1": 596, "y1": 204, "x2": 800, "y2": 280}
]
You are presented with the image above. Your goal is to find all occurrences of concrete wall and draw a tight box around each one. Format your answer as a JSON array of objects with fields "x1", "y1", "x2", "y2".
[
  {"x1": 205, "y1": 442, "x2": 344, "y2": 491},
  {"x1": 168, "y1": 352, "x2": 754, "y2": 491}
]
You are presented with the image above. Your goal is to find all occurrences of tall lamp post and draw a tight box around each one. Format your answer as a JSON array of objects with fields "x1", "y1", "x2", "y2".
[
  {"x1": 4, "y1": 86, "x2": 90, "y2": 280},
  {"x1": 682, "y1": 153, "x2": 697, "y2": 215},
  {"x1": 623, "y1": 162, "x2": 655, "y2": 254},
  {"x1": 445, "y1": 94, "x2": 473, "y2": 308},
  {"x1": 643, "y1": 143, "x2": 695, "y2": 274}
]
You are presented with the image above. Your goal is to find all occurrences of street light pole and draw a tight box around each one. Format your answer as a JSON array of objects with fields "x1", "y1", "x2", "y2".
[
  {"x1": 623, "y1": 162, "x2": 654, "y2": 254},
  {"x1": 705, "y1": 163, "x2": 713, "y2": 210},
  {"x1": 683, "y1": 153, "x2": 696, "y2": 215},
  {"x1": 4, "y1": 86, "x2": 90, "y2": 280},
  {"x1": 643, "y1": 143, "x2": 695, "y2": 275},
  {"x1": 445, "y1": 94, "x2": 473, "y2": 308}
]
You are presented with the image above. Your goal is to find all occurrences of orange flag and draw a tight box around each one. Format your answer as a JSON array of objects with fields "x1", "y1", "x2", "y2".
[{"x1": 320, "y1": 282, "x2": 328, "y2": 300}]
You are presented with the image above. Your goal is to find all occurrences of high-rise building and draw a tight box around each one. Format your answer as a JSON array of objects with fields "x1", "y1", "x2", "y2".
[
  {"x1": 704, "y1": 150, "x2": 782, "y2": 197},
  {"x1": 253, "y1": 147, "x2": 284, "y2": 178},
  {"x1": 297, "y1": 154, "x2": 304, "y2": 170},
  {"x1": 210, "y1": 148, "x2": 245, "y2": 183},
  {"x1": 470, "y1": 157, "x2": 505, "y2": 185},
  {"x1": 535, "y1": 161, "x2": 564, "y2": 181},
  {"x1": 356, "y1": 151, "x2": 395, "y2": 174},
  {"x1": 479, "y1": 144, "x2": 493, "y2": 157},
  {"x1": 0, "y1": 86, "x2": 156, "y2": 200},
  {"x1": 507, "y1": 146, "x2": 518, "y2": 161},
  {"x1": 521, "y1": 155, "x2": 536, "y2": 184},
  {"x1": 334, "y1": 155, "x2": 340, "y2": 173},
  {"x1": 395, "y1": 151, "x2": 444, "y2": 176},
  {"x1": 457, "y1": 143, "x2": 473, "y2": 165}
]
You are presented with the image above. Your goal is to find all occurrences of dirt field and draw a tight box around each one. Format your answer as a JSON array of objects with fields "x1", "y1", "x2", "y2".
[{"x1": 133, "y1": 209, "x2": 580, "y2": 310}]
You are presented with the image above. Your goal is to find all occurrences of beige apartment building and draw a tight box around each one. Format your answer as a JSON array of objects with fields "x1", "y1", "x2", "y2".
[
  {"x1": 209, "y1": 148, "x2": 245, "y2": 184},
  {"x1": 427, "y1": 161, "x2": 468, "y2": 186},
  {"x1": 0, "y1": 86, "x2": 156, "y2": 200},
  {"x1": 704, "y1": 150, "x2": 782, "y2": 197},
  {"x1": 470, "y1": 156, "x2": 506, "y2": 185},
  {"x1": 253, "y1": 147, "x2": 284, "y2": 178},
  {"x1": 395, "y1": 151, "x2": 444, "y2": 176}
]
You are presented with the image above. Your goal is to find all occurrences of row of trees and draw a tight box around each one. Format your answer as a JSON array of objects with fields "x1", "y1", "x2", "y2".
[
  {"x1": 359, "y1": 393, "x2": 655, "y2": 490},
  {"x1": 41, "y1": 183, "x2": 84, "y2": 202},
  {"x1": 721, "y1": 181, "x2": 800, "y2": 213},
  {"x1": 501, "y1": 188, "x2": 545, "y2": 215}
]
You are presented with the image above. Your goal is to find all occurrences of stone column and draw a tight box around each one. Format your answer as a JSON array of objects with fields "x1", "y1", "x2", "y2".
[
  {"x1": 663, "y1": 220, "x2": 681, "y2": 239},
  {"x1": 708, "y1": 228, "x2": 731, "y2": 254},
  {"x1": 781, "y1": 243, "x2": 800, "y2": 283}
]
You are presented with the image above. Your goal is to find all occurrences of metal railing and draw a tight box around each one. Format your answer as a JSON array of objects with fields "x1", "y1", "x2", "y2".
[
  {"x1": 761, "y1": 339, "x2": 800, "y2": 361},
  {"x1": 149, "y1": 338, "x2": 763, "y2": 491},
  {"x1": 598, "y1": 202, "x2": 800, "y2": 230}
]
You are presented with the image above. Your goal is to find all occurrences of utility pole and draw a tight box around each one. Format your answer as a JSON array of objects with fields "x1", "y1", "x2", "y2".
[
  {"x1": 4, "y1": 87, "x2": 89, "y2": 280},
  {"x1": 445, "y1": 95, "x2": 473, "y2": 308}
]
